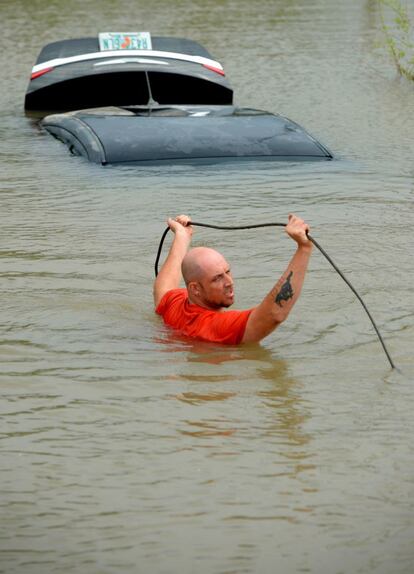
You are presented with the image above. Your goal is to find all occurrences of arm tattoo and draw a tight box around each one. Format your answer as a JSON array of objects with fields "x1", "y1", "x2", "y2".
[{"x1": 275, "y1": 271, "x2": 294, "y2": 307}]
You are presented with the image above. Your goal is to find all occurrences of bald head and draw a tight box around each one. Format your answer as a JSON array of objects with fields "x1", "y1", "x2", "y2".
[
  {"x1": 182, "y1": 247, "x2": 227, "y2": 285},
  {"x1": 182, "y1": 247, "x2": 234, "y2": 309}
]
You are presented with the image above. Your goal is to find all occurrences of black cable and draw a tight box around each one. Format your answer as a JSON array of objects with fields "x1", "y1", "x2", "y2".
[
  {"x1": 154, "y1": 222, "x2": 286, "y2": 277},
  {"x1": 154, "y1": 221, "x2": 395, "y2": 369},
  {"x1": 306, "y1": 234, "x2": 395, "y2": 369}
]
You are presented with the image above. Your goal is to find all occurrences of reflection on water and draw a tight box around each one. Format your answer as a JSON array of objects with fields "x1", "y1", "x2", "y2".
[
  {"x1": 170, "y1": 346, "x2": 314, "y2": 484},
  {"x1": 176, "y1": 391, "x2": 237, "y2": 405},
  {"x1": 179, "y1": 419, "x2": 238, "y2": 438}
]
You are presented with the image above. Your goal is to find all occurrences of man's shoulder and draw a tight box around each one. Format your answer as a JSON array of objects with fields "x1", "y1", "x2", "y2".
[{"x1": 156, "y1": 288, "x2": 187, "y2": 314}]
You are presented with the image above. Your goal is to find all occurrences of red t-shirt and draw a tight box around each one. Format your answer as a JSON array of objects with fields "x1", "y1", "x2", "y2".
[{"x1": 156, "y1": 288, "x2": 252, "y2": 344}]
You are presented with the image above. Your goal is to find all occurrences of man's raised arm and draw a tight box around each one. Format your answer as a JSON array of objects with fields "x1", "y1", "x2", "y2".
[
  {"x1": 153, "y1": 215, "x2": 193, "y2": 308},
  {"x1": 242, "y1": 214, "x2": 313, "y2": 343}
]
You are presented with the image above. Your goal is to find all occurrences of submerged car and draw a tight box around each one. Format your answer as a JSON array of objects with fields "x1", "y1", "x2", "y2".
[{"x1": 25, "y1": 32, "x2": 332, "y2": 164}]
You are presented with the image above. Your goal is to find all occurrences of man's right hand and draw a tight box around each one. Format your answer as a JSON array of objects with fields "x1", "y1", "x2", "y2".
[{"x1": 167, "y1": 215, "x2": 193, "y2": 238}]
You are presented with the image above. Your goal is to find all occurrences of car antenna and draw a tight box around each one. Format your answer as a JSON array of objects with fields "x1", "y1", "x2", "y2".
[{"x1": 144, "y1": 71, "x2": 158, "y2": 116}]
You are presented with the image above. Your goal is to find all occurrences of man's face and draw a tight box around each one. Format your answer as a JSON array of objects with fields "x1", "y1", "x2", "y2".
[{"x1": 195, "y1": 255, "x2": 234, "y2": 310}]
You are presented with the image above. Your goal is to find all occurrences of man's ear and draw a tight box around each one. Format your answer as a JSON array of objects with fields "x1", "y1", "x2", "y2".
[{"x1": 188, "y1": 281, "x2": 200, "y2": 297}]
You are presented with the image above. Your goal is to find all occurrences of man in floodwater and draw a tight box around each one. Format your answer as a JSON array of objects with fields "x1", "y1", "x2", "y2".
[{"x1": 154, "y1": 214, "x2": 312, "y2": 344}]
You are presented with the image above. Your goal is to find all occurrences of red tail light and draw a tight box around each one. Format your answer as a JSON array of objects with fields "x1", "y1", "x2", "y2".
[
  {"x1": 31, "y1": 67, "x2": 54, "y2": 80},
  {"x1": 203, "y1": 64, "x2": 225, "y2": 76}
]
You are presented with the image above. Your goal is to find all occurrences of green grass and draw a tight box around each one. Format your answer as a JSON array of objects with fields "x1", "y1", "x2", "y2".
[{"x1": 379, "y1": 0, "x2": 414, "y2": 81}]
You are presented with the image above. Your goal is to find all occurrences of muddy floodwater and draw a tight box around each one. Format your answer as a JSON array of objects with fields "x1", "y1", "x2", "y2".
[{"x1": 1, "y1": 1, "x2": 413, "y2": 573}]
